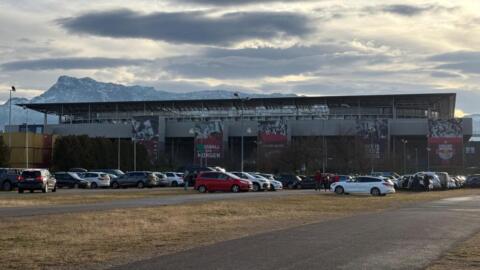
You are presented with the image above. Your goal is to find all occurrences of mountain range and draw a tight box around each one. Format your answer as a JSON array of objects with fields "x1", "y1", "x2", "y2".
[{"x1": 0, "y1": 76, "x2": 294, "y2": 130}]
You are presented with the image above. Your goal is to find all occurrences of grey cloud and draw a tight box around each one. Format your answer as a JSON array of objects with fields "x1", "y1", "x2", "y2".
[
  {"x1": 165, "y1": 45, "x2": 390, "y2": 79},
  {"x1": 430, "y1": 71, "x2": 462, "y2": 78},
  {"x1": 1, "y1": 57, "x2": 150, "y2": 71},
  {"x1": 59, "y1": 9, "x2": 312, "y2": 45},
  {"x1": 429, "y1": 51, "x2": 480, "y2": 74},
  {"x1": 436, "y1": 62, "x2": 480, "y2": 74},
  {"x1": 365, "y1": 4, "x2": 456, "y2": 17},
  {"x1": 203, "y1": 44, "x2": 351, "y2": 60},
  {"x1": 174, "y1": 0, "x2": 315, "y2": 5},
  {"x1": 428, "y1": 51, "x2": 480, "y2": 62}
]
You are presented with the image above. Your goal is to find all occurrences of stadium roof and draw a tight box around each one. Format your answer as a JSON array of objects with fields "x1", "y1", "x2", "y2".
[{"x1": 18, "y1": 92, "x2": 456, "y2": 118}]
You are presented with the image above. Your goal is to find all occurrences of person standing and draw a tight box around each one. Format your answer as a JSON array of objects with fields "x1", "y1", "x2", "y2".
[
  {"x1": 423, "y1": 174, "x2": 430, "y2": 192},
  {"x1": 314, "y1": 171, "x2": 322, "y2": 191}
]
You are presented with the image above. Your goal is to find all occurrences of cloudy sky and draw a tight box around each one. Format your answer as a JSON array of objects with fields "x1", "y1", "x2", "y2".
[{"x1": 1, "y1": 0, "x2": 480, "y2": 115}]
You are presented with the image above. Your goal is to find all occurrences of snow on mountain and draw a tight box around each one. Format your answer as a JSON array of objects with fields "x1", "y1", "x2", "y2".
[{"x1": 1, "y1": 76, "x2": 295, "y2": 130}]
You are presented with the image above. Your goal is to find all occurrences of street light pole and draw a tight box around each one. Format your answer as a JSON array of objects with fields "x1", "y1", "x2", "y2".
[
  {"x1": 401, "y1": 139, "x2": 408, "y2": 174},
  {"x1": 8, "y1": 86, "x2": 16, "y2": 147}
]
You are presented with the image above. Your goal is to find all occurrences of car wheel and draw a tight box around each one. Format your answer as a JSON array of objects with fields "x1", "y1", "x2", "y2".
[
  {"x1": 52, "y1": 185, "x2": 57, "y2": 192},
  {"x1": 42, "y1": 185, "x2": 48, "y2": 193},
  {"x1": 253, "y1": 183, "x2": 260, "y2": 192},
  {"x1": 91, "y1": 182, "x2": 98, "y2": 189},
  {"x1": 371, "y1": 188, "x2": 381, "y2": 196},
  {"x1": 231, "y1": 185, "x2": 240, "y2": 193},
  {"x1": 73, "y1": 183, "x2": 79, "y2": 189},
  {"x1": 137, "y1": 181, "x2": 145, "y2": 189},
  {"x1": 2, "y1": 181, "x2": 12, "y2": 191},
  {"x1": 198, "y1": 185, "x2": 207, "y2": 193},
  {"x1": 18, "y1": 188, "x2": 24, "y2": 194},
  {"x1": 112, "y1": 182, "x2": 120, "y2": 189},
  {"x1": 171, "y1": 181, "x2": 178, "y2": 187},
  {"x1": 334, "y1": 186, "x2": 344, "y2": 195}
]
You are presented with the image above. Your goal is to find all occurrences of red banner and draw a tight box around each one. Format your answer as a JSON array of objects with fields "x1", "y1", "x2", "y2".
[{"x1": 428, "y1": 119, "x2": 463, "y2": 167}]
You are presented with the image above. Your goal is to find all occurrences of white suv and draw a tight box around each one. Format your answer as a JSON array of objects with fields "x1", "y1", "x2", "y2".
[
  {"x1": 230, "y1": 172, "x2": 270, "y2": 192},
  {"x1": 82, "y1": 172, "x2": 111, "y2": 189},
  {"x1": 164, "y1": 172, "x2": 184, "y2": 187}
]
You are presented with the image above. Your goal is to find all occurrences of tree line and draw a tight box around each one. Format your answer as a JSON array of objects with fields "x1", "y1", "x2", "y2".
[{"x1": 52, "y1": 135, "x2": 153, "y2": 171}]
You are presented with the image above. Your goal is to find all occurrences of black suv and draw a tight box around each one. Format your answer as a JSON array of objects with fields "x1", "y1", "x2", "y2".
[
  {"x1": 18, "y1": 169, "x2": 57, "y2": 193},
  {"x1": 0, "y1": 168, "x2": 23, "y2": 191},
  {"x1": 275, "y1": 174, "x2": 302, "y2": 189},
  {"x1": 55, "y1": 172, "x2": 90, "y2": 189}
]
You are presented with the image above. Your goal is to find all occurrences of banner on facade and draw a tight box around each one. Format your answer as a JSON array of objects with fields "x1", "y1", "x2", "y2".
[
  {"x1": 428, "y1": 119, "x2": 463, "y2": 167},
  {"x1": 356, "y1": 119, "x2": 389, "y2": 159},
  {"x1": 132, "y1": 116, "x2": 160, "y2": 162},
  {"x1": 258, "y1": 120, "x2": 288, "y2": 146},
  {"x1": 193, "y1": 121, "x2": 223, "y2": 161}
]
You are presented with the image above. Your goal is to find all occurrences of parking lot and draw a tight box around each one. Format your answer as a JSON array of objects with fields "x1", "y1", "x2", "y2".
[{"x1": 1, "y1": 187, "x2": 480, "y2": 270}]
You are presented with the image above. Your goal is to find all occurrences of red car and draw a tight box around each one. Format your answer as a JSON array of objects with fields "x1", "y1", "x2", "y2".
[{"x1": 195, "y1": 171, "x2": 252, "y2": 193}]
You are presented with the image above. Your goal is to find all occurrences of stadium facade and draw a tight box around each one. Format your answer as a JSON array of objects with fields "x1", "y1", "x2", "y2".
[{"x1": 9, "y1": 93, "x2": 473, "y2": 172}]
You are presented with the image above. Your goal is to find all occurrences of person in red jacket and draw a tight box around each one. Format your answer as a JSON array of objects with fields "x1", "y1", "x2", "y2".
[{"x1": 314, "y1": 171, "x2": 322, "y2": 191}]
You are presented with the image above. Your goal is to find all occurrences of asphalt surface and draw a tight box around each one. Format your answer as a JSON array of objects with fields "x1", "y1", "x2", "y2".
[
  {"x1": 0, "y1": 189, "x2": 315, "y2": 218},
  {"x1": 111, "y1": 195, "x2": 480, "y2": 270}
]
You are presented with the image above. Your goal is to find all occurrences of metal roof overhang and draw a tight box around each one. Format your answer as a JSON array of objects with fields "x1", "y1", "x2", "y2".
[{"x1": 17, "y1": 93, "x2": 456, "y2": 116}]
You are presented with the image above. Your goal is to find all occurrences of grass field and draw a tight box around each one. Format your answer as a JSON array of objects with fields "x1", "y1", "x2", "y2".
[
  {"x1": 0, "y1": 188, "x2": 196, "y2": 207},
  {"x1": 428, "y1": 231, "x2": 480, "y2": 270},
  {"x1": 1, "y1": 189, "x2": 479, "y2": 269}
]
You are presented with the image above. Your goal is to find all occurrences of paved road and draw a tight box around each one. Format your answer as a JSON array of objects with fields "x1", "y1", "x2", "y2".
[
  {"x1": 112, "y1": 195, "x2": 480, "y2": 270},
  {"x1": 0, "y1": 189, "x2": 315, "y2": 218}
]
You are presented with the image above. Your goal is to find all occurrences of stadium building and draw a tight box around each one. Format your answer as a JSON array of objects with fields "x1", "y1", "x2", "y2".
[{"x1": 8, "y1": 93, "x2": 473, "y2": 172}]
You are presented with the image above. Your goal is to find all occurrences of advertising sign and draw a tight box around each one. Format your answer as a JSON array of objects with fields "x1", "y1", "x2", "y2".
[
  {"x1": 193, "y1": 121, "x2": 223, "y2": 162},
  {"x1": 132, "y1": 116, "x2": 160, "y2": 162},
  {"x1": 428, "y1": 119, "x2": 463, "y2": 167},
  {"x1": 257, "y1": 120, "x2": 288, "y2": 158},
  {"x1": 356, "y1": 119, "x2": 389, "y2": 159}
]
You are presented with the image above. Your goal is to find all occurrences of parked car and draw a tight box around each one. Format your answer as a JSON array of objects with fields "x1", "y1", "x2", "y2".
[
  {"x1": 465, "y1": 175, "x2": 480, "y2": 188},
  {"x1": 257, "y1": 173, "x2": 283, "y2": 191},
  {"x1": 330, "y1": 176, "x2": 395, "y2": 196},
  {"x1": 69, "y1": 168, "x2": 88, "y2": 173},
  {"x1": 398, "y1": 175, "x2": 412, "y2": 189},
  {"x1": 249, "y1": 173, "x2": 282, "y2": 191},
  {"x1": 111, "y1": 171, "x2": 159, "y2": 189},
  {"x1": 435, "y1": 172, "x2": 451, "y2": 189},
  {"x1": 94, "y1": 169, "x2": 125, "y2": 177},
  {"x1": 411, "y1": 172, "x2": 441, "y2": 190},
  {"x1": 195, "y1": 171, "x2": 252, "y2": 193},
  {"x1": 153, "y1": 172, "x2": 169, "y2": 187},
  {"x1": 275, "y1": 174, "x2": 302, "y2": 189},
  {"x1": 17, "y1": 169, "x2": 57, "y2": 193},
  {"x1": 0, "y1": 168, "x2": 23, "y2": 191},
  {"x1": 82, "y1": 172, "x2": 111, "y2": 188},
  {"x1": 54, "y1": 172, "x2": 90, "y2": 189},
  {"x1": 337, "y1": 175, "x2": 353, "y2": 182},
  {"x1": 370, "y1": 172, "x2": 401, "y2": 188},
  {"x1": 230, "y1": 172, "x2": 270, "y2": 191},
  {"x1": 294, "y1": 175, "x2": 316, "y2": 189},
  {"x1": 164, "y1": 172, "x2": 184, "y2": 187}
]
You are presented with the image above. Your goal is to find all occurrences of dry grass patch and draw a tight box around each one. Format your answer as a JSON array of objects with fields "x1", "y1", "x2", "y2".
[
  {"x1": 1, "y1": 189, "x2": 479, "y2": 270},
  {"x1": 428, "y1": 231, "x2": 480, "y2": 270},
  {"x1": 0, "y1": 189, "x2": 196, "y2": 207}
]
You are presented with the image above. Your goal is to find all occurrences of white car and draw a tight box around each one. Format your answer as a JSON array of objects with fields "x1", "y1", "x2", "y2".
[
  {"x1": 231, "y1": 172, "x2": 270, "y2": 191},
  {"x1": 82, "y1": 172, "x2": 111, "y2": 188},
  {"x1": 255, "y1": 173, "x2": 283, "y2": 191},
  {"x1": 330, "y1": 176, "x2": 395, "y2": 196},
  {"x1": 164, "y1": 172, "x2": 184, "y2": 187}
]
